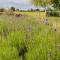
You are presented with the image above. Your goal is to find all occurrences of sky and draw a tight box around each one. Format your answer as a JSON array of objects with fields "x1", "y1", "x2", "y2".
[{"x1": 0, "y1": 0, "x2": 39, "y2": 10}]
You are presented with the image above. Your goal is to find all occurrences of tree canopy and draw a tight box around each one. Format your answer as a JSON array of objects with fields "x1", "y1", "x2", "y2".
[
  {"x1": 31, "y1": 0, "x2": 60, "y2": 9},
  {"x1": 52, "y1": 0, "x2": 60, "y2": 9},
  {"x1": 32, "y1": 0, "x2": 51, "y2": 6},
  {"x1": 10, "y1": 7, "x2": 15, "y2": 11}
]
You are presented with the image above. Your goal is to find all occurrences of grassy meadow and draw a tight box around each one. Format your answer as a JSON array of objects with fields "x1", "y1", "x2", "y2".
[{"x1": 0, "y1": 11, "x2": 60, "y2": 60}]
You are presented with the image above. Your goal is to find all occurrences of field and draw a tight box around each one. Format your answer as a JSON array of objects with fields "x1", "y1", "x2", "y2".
[{"x1": 0, "y1": 12, "x2": 60, "y2": 60}]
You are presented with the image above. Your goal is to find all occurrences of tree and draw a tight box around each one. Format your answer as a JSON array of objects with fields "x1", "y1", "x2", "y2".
[
  {"x1": 0, "y1": 8, "x2": 5, "y2": 12},
  {"x1": 10, "y1": 7, "x2": 15, "y2": 11},
  {"x1": 31, "y1": 8, "x2": 33, "y2": 11},
  {"x1": 32, "y1": 0, "x2": 51, "y2": 7},
  {"x1": 16, "y1": 9, "x2": 20, "y2": 11},
  {"x1": 52, "y1": 0, "x2": 60, "y2": 9},
  {"x1": 31, "y1": 0, "x2": 60, "y2": 10}
]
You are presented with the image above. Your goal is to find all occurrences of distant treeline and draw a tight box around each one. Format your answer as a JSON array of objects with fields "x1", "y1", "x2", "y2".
[
  {"x1": 0, "y1": 6, "x2": 60, "y2": 17},
  {"x1": 46, "y1": 10, "x2": 60, "y2": 17},
  {"x1": 20, "y1": 9, "x2": 40, "y2": 12},
  {"x1": 0, "y1": 7, "x2": 41, "y2": 12}
]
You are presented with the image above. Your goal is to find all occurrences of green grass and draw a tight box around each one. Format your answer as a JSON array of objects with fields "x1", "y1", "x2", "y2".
[{"x1": 0, "y1": 12, "x2": 60, "y2": 60}]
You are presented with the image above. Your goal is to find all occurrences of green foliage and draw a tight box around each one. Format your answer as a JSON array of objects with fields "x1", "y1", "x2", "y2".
[
  {"x1": 0, "y1": 8, "x2": 5, "y2": 12},
  {"x1": 31, "y1": 0, "x2": 51, "y2": 6},
  {"x1": 10, "y1": 7, "x2": 15, "y2": 11},
  {"x1": 52, "y1": 0, "x2": 60, "y2": 9},
  {"x1": 31, "y1": 0, "x2": 60, "y2": 9},
  {"x1": 46, "y1": 11, "x2": 60, "y2": 17}
]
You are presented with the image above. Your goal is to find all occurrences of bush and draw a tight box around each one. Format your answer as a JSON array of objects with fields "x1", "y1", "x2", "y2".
[
  {"x1": 10, "y1": 7, "x2": 15, "y2": 11},
  {"x1": 46, "y1": 11, "x2": 60, "y2": 17},
  {"x1": 0, "y1": 8, "x2": 5, "y2": 12},
  {"x1": 0, "y1": 12, "x2": 3, "y2": 15},
  {"x1": 5, "y1": 10, "x2": 14, "y2": 15}
]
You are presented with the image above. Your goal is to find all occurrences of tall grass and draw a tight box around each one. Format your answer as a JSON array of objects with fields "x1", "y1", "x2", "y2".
[{"x1": 0, "y1": 12, "x2": 60, "y2": 60}]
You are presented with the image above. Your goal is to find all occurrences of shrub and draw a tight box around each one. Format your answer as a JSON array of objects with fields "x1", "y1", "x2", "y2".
[
  {"x1": 10, "y1": 7, "x2": 15, "y2": 11},
  {"x1": 0, "y1": 8, "x2": 5, "y2": 12},
  {"x1": 5, "y1": 9, "x2": 14, "y2": 15},
  {"x1": 0, "y1": 12, "x2": 3, "y2": 15},
  {"x1": 46, "y1": 11, "x2": 60, "y2": 17}
]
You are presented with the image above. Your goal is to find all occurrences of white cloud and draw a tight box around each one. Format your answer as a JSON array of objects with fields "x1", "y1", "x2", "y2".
[
  {"x1": 0, "y1": 0, "x2": 38, "y2": 10},
  {"x1": 0, "y1": 0, "x2": 29, "y2": 3}
]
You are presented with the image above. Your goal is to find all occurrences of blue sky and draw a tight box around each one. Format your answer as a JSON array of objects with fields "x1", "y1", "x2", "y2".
[{"x1": 0, "y1": 0, "x2": 39, "y2": 10}]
